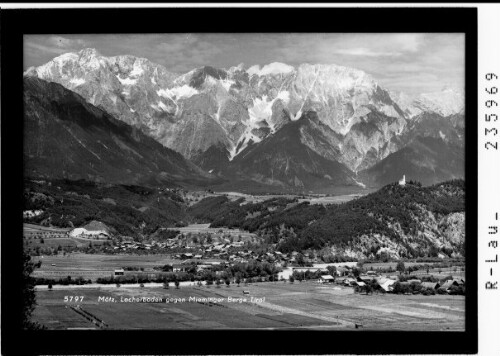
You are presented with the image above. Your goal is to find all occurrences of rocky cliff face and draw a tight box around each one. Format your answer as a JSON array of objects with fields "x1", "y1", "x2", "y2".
[
  {"x1": 389, "y1": 87, "x2": 464, "y2": 118},
  {"x1": 25, "y1": 49, "x2": 465, "y2": 190},
  {"x1": 227, "y1": 111, "x2": 356, "y2": 191}
]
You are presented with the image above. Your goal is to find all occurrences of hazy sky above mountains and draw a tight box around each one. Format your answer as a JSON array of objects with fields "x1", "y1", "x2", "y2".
[{"x1": 24, "y1": 33, "x2": 464, "y2": 95}]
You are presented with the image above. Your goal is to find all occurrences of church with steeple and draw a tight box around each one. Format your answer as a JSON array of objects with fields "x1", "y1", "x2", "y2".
[{"x1": 398, "y1": 174, "x2": 406, "y2": 186}]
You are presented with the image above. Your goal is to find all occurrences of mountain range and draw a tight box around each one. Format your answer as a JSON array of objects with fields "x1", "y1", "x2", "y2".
[
  {"x1": 24, "y1": 48, "x2": 465, "y2": 192},
  {"x1": 24, "y1": 76, "x2": 218, "y2": 187}
]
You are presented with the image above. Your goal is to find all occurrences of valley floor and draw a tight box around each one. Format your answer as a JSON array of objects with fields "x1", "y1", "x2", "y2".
[{"x1": 33, "y1": 281, "x2": 464, "y2": 330}]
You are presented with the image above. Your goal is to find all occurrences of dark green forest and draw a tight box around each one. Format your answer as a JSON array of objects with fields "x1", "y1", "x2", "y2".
[{"x1": 23, "y1": 179, "x2": 189, "y2": 236}]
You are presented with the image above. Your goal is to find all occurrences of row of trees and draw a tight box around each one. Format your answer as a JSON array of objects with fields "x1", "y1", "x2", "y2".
[{"x1": 35, "y1": 276, "x2": 92, "y2": 286}]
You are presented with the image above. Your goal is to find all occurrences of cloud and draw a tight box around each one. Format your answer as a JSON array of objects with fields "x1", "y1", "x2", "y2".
[
  {"x1": 334, "y1": 47, "x2": 402, "y2": 57},
  {"x1": 271, "y1": 33, "x2": 425, "y2": 65},
  {"x1": 24, "y1": 35, "x2": 92, "y2": 68},
  {"x1": 151, "y1": 34, "x2": 231, "y2": 72},
  {"x1": 47, "y1": 35, "x2": 88, "y2": 49},
  {"x1": 24, "y1": 41, "x2": 68, "y2": 56},
  {"x1": 388, "y1": 33, "x2": 421, "y2": 52}
]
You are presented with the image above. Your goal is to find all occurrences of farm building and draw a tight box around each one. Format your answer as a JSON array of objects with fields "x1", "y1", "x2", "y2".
[
  {"x1": 407, "y1": 279, "x2": 422, "y2": 284},
  {"x1": 318, "y1": 275, "x2": 335, "y2": 284},
  {"x1": 421, "y1": 282, "x2": 440, "y2": 290},
  {"x1": 114, "y1": 268, "x2": 125, "y2": 276},
  {"x1": 358, "y1": 275, "x2": 374, "y2": 283},
  {"x1": 440, "y1": 279, "x2": 460, "y2": 290},
  {"x1": 378, "y1": 279, "x2": 397, "y2": 292},
  {"x1": 204, "y1": 261, "x2": 222, "y2": 266},
  {"x1": 355, "y1": 281, "x2": 366, "y2": 287},
  {"x1": 343, "y1": 278, "x2": 357, "y2": 286},
  {"x1": 278, "y1": 267, "x2": 328, "y2": 280},
  {"x1": 69, "y1": 221, "x2": 111, "y2": 239},
  {"x1": 335, "y1": 267, "x2": 350, "y2": 276},
  {"x1": 172, "y1": 264, "x2": 189, "y2": 272},
  {"x1": 197, "y1": 264, "x2": 213, "y2": 270}
]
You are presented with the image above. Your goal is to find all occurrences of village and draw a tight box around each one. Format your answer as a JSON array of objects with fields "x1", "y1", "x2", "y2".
[{"x1": 25, "y1": 218, "x2": 465, "y2": 298}]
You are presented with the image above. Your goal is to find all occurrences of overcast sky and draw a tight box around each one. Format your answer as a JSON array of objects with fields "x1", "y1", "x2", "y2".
[{"x1": 24, "y1": 33, "x2": 464, "y2": 95}]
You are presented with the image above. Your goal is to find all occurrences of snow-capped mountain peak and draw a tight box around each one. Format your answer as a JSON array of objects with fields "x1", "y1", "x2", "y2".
[
  {"x1": 25, "y1": 51, "x2": 464, "y2": 175},
  {"x1": 390, "y1": 86, "x2": 465, "y2": 118}
]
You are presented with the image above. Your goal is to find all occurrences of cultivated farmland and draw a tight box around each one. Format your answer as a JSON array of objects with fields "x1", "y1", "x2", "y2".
[{"x1": 33, "y1": 281, "x2": 464, "y2": 330}]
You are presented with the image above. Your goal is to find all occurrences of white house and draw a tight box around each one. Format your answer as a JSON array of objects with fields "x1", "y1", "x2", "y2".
[
  {"x1": 378, "y1": 279, "x2": 397, "y2": 292},
  {"x1": 318, "y1": 275, "x2": 335, "y2": 284},
  {"x1": 399, "y1": 175, "x2": 406, "y2": 186},
  {"x1": 69, "y1": 227, "x2": 109, "y2": 238}
]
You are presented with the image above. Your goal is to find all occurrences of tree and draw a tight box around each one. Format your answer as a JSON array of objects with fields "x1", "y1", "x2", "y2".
[
  {"x1": 215, "y1": 279, "x2": 221, "y2": 288},
  {"x1": 379, "y1": 251, "x2": 389, "y2": 262},
  {"x1": 164, "y1": 281, "x2": 170, "y2": 289},
  {"x1": 22, "y1": 251, "x2": 44, "y2": 329},
  {"x1": 429, "y1": 245, "x2": 439, "y2": 257},
  {"x1": 225, "y1": 279, "x2": 230, "y2": 287},
  {"x1": 296, "y1": 253, "x2": 305, "y2": 266},
  {"x1": 236, "y1": 277, "x2": 241, "y2": 287},
  {"x1": 175, "y1": 280, "x2": 180, "y2": 289},
  {"x1": 396, "y1": 261, "x2": 406, "y2": 275},
  {"x1": 327, "y1": 266, "x2": 337, "y2": 277},
  {"x1": 289, "y1": 276, "x2": 295, "y2": 284}
]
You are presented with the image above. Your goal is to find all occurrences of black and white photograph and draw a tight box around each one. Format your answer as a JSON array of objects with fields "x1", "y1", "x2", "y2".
[
  {"x1": 21, "y1": 31, "x2": 467, "y2": 331},
  {"x1": 1, "y1": 5, "x2": 484, "y2": 356}
]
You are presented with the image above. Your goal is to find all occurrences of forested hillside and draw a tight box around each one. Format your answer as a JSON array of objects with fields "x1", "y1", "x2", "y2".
[
  {"x1": 189, "y1": 180, "x2": 465, "y2": 259},
  {"x1": 24, "y1": 179, "x2": 189, "y2": 236},
  {"x1": 24, "y1": 177, "x2": 465, "y2": 259}
]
